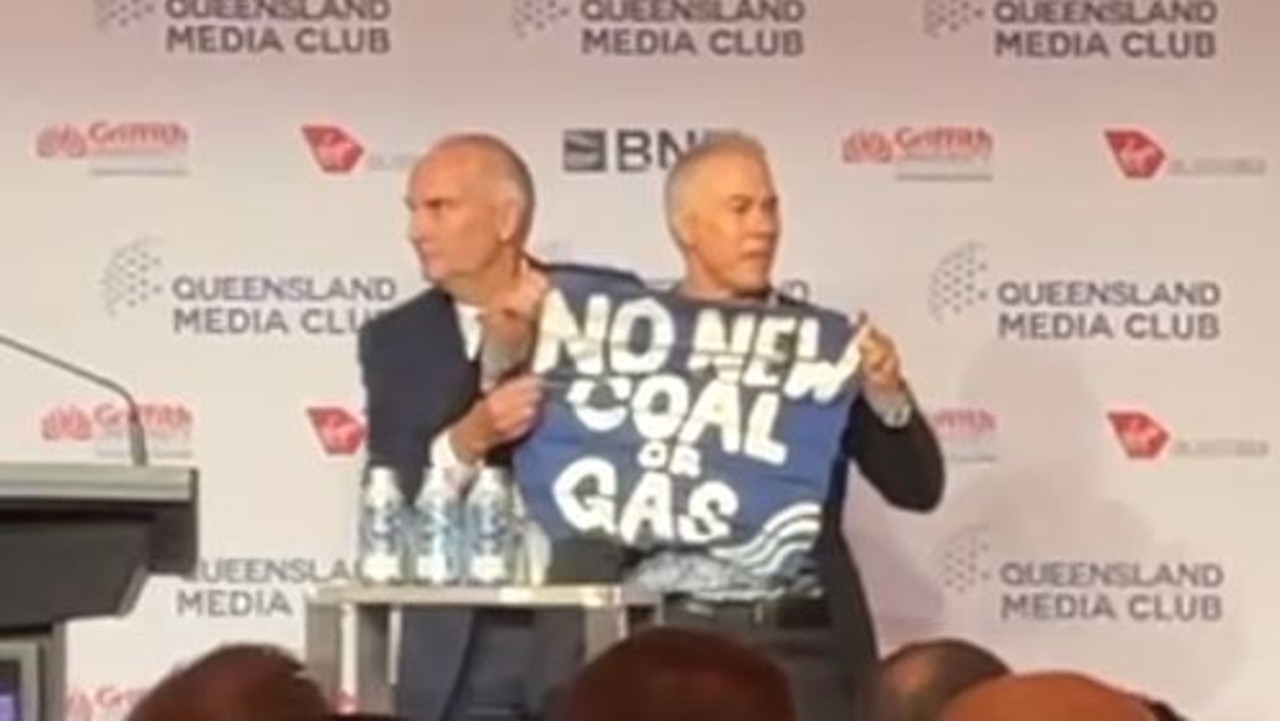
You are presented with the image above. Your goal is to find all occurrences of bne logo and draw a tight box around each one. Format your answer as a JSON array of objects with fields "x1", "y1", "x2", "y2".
[{"x1": 563, "y1": 128, "x2": 727, "y2": 173}]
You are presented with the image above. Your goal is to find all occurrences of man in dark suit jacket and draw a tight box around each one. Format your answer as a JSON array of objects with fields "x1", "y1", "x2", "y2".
[
  {"x1": 647, "y1": 131, "x2": 946, "y2": 721},
  {"x1": 358, "y1": 133, "x2": 631, "y2": 721}
]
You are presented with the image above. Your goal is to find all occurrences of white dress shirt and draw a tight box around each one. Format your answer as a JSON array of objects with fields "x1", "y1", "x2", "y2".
[
  {"x1": 428, "y1": 302, "x2": 483, "y2": 473},
  {"x1": 862, "y1": 382, "x2": 915, "y2": 428}
]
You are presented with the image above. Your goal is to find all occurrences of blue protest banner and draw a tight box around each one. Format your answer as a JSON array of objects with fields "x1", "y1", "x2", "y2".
[{"x1": 512, "y1": 271, "x2": 860, "y2": 585}]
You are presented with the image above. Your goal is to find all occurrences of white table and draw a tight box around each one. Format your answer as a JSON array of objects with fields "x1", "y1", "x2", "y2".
[{"x1": 304, "y1": 583, "x2": 662, "y2": 713}]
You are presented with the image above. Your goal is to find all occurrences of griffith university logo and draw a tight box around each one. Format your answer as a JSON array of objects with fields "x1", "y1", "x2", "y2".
[
  {"x1": 841, "y1": 125, "x2": 994, "y2": 182},
  {"x1": 41, "y1": 400, "x2": 195, "y2": 459},
  {"x1": 36, "y1": 120, "x2": 190, "y2": 176},
  {"x1": 929, "y1": 407, "x2": 998, "y2": 464}
]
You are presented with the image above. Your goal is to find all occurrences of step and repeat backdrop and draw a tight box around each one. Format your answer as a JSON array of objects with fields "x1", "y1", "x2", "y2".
[{"x1": 2, "y1": 0, "x2": 1279, "y2": 719}]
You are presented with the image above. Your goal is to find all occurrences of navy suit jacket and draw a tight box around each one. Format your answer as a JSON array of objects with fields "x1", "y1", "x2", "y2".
[
  {"x1": 780, "y1": 292, "x2": 945, "y2": 708},
  {"x1": 820, "y1": 394, "x2": 945, "y2": 709},
  {"x1": 357, "y1": 264, "x2": 642, "y2": 721},
  {"x1": 358, "y1": 286, "x2": 483, "y2": 721}
]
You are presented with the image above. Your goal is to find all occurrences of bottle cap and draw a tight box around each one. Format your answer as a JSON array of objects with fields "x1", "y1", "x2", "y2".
[{"x1": 364, "y1": 465, "x2": 401, "y2": 490}]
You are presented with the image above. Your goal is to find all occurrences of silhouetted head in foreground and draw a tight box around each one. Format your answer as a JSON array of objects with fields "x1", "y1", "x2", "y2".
[
  {"x1": 560, "y1": 627, "x2": 795, "y2": 721},
  {"x1": 127, "y1": 643, "x2": 330, "y2": 721},
  {"x1": 940, "y1": 671, "x2": 1157, "y2": 721},
  {"x1": 862, "y1": 637, "x2": 1011, "y2": 721}
]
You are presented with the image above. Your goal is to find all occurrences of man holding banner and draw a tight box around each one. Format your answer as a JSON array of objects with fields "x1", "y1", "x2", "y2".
[
  {"x1": 359, "y1": 133, "x2": 641, "y2": 721},
  {"x1": 512, "y1": 132, "x2": 945, "y2": 721}
]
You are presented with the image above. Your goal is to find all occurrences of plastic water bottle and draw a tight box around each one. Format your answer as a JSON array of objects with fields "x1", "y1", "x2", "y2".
[
  {"x1": 357, "y1": 466, "x2": 407, "y2": 584},
  {"x1": 411, "y1": 467, "x2": 465, "y2": 585},
  {"x1": 465, "y1": 467, "x2": 513, "y2": 585},
  {"x1": 510, "y1": 483, "x2": 550, "y2": 586}
]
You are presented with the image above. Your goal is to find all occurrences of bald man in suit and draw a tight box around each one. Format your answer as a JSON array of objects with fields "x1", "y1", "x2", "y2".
[{"x1": 359, "y1": 133, "x2": 638, "y2": 721}]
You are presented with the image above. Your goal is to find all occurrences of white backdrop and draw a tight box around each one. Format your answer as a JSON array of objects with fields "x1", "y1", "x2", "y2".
[{"x1": 3, "y1": 1, "x2": 1279, "y2": 719}]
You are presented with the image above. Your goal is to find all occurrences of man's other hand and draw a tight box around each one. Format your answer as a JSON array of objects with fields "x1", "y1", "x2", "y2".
[
  {"x1": 480, "y1": 262, "x2": 550, "y2": 366},
  {"x1": 449, "y1": 374, "x2": 543, "y2": 463},
  {"x1": 854, "y1": 313, "x2": 906, "y2": 395}
]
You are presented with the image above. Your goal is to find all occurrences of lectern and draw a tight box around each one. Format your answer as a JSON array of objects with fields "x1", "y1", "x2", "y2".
[{"x1": 0, "y1": 462, "x2": 198, "y2": 721}]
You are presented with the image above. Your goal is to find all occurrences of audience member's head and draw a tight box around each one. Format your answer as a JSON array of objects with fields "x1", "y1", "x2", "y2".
[
  {"x1": 862, "y1": 638, "x2": 1011, "y2": 721},
  {"x1": 939, "y1": 671, "x2": 1156, "y2": 721},
  {"x1": 559, "y1": 627, "x2": 795, "y2": 721},
  {"x1": 126, "y1": 643, "x2": 330, "y2": 721},
  {"x1": 318, "y1": 712, "x2": 409, "y2": 717},
  {"x1": 1143, "y1": 698, "x2": 1191, "y2": 721}
]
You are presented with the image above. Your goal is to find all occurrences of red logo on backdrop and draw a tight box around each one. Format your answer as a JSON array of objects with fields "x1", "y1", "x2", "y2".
[
  {"x1": 66, "y1": 680, "x2": 353, "y2": 720},
  {"x1": 307, "y1": 407, "x2": 366, "y2": 455},
  {"x1": 843, "y1": 130, "x2": 894, "y2": 163},
  {"x1": 929, "y1": 407, "x2": 998, "y2": 462},
  {"x1": 931, "y1": 408, "x2": 997, "y2": 439},
  {"x1": 1105, "y1": 129, "x2": 1167, "y2": 180},
  {"x1": 66, "y1": 685, "x2": 149, "y2": 721},
  {"x1": 35, "y1": 121, "x2": 188, "y2": 159},
  {"x1": 41, "y1": 402, "x2": 193, "y2": 454},
  {"x1": 1106, "y1": 410, "x2": 1171, "y2": 460},
  {"x1": 842, "y1": 126, "x2": 993, "y2": 164},
  {"x1": 42, "y1": 406, "x2": 94, "y2": 441},
  {"x1": 301, "y1": 124, "x2": 365, "y2": 174}
]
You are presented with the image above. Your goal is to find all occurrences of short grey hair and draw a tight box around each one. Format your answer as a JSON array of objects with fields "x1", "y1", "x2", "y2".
[
  {"x1": 663, "y1": 131, "x2": 769, "y2": 232},
  {"x1": 433, "y1": 132, "x2": 536, "y2": 234}
]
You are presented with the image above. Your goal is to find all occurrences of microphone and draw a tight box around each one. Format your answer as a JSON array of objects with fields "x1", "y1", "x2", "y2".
[{"x1": 0, "y1": 331, "x2": 149, "y2": 466}]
